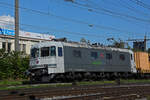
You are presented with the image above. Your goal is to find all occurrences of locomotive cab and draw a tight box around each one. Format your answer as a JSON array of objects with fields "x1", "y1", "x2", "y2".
[{"x1": 29, "y1": 41, "x2": 64, "y2": 82}]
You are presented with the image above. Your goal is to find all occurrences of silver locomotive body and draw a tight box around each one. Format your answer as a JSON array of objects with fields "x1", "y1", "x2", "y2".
[
  {"x1": 29, "y1": 41, "x2": 64, "y2": 82},
  {"x1": 29, "y1": 41, "x2": 136, "y2": 82}
]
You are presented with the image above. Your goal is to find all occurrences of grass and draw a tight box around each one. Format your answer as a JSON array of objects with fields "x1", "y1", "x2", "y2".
[
  {"x1": 0, "y1": 82, "x2": 73, "y2": 90},
  {"x1": 120, "y1": 79, "x2": 150, "y2": 83},
  {"x1": 0, "y1": 79, "x2": 24, "y2": 86},
  {"x1": 1, "y1": 79, "x2": 150, "y2": 90}
]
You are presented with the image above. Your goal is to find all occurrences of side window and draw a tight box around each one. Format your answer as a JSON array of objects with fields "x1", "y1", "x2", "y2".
[
  {"x1": 73, "y1": 50, "x2": 81, "y2": 58},
  {"x1": 91, "y1": 52, "x2": 98, "y2": 59},
  {"x1": 31, "y1": 48, "x2": 39, "y2": 58},
  {"x1": 41, "y1": 47, "x2": 49, "y2": 57},
  {"x1": 58, "y1": 47, "x2": 63, "y2": 57},
  {"x1": 106, "y1": 53, "x2": 112, "y2": 60},
  {"x1": 50, "y1": 46, "x2": 56, "y2": 56},
  {"x1": 120, "y1": 54, "x2": 125, "y2": 61}
]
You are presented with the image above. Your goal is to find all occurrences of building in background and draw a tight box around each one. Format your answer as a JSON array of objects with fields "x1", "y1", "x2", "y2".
[
  {"x1": 0, "y1": 28, "x2": 55, "y2": 54},
  {"x1": 133, "y1": 41, "x2": 145, "y2": 51}
]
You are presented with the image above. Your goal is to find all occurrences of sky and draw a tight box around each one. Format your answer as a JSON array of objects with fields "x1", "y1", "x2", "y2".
[{"x1": 0, "y1": 0, "x2": 150, "y2": 47}]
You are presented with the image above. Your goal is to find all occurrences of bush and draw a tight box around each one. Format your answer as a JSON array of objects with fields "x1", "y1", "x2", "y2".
[{"x1": 0, "y1": 49, "x2": 29, "y2": 80}]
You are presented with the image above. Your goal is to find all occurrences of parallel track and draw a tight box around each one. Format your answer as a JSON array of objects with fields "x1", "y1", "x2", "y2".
[{"x1": 0, "y1": 84, "x2": 150, "y2": 100}]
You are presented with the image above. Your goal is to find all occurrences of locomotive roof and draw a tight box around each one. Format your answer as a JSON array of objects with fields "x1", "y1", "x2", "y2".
[
  {"x1": 62, "y1": 41, "x2": 133, "y2": 53},
  {"x1": 32, "y1": 41, "x2": 133, "y2": 54}
]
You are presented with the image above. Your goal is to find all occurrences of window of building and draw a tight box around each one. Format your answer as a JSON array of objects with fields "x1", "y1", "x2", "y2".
[
  {"x1": 91, "y1": 52, "x2": 98, "y2": 59},
  {"x1": 131, "y1": 54, "x2": 133, "y2": 60},
  {"x1": 19, "y1": 44, "x2": 22, "y2": 51},
  {"x1": 41, "y1": 47, "x2": 49, "y2": 57},
  {"x1": 2, "y1": 42, "x2": 6, "y2": 51},
  {"x1": 120, "y1": 54, "x2": 125, "y2": 61},
  {"x1": 58, "y1": 47, "x2": 63, "y2": 57},
  {"x1": 22, "y1": 44, "x2": 26, "y2": 54},
  {"x1": 7, "y1": 43, "x2": 11, "y2": 52},
  {"x1": 31, "y1": 48, "x2": 39, "y2": 58},
  {"x1": 73, "y1": 50, "x2": 81, "y2": 58},
  {"x1": 50, "y1": 46, "x2": 56, "y2": 56},
  {"x1": 106, "y1": 53, "x2": 112, "y2": 60}
]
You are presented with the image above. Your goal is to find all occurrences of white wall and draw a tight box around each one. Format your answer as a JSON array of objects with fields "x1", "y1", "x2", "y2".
[{"x1": 0, "y1": 37, "x2": 41, "y2": 54}]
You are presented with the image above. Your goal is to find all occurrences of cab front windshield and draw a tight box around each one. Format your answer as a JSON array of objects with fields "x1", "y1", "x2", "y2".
[
  {"x1": 31, "y1": 48, "x2": 39, "y2": 58},
  {"x1": 41, "y1": 46, "x2": 56, "y2": 57}
]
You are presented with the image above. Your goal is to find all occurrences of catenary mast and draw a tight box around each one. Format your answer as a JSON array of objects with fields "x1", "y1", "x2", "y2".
[{"x1": 15, "y1": 0, "x2": 19, "y2": 51}]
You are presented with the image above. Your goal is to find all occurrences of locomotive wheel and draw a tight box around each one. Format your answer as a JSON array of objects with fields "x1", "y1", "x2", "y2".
[
  {"x1": 41, "y1": 75, "x2": 50, "y2": 83},
  {"x1": 84, "y1": 72, "x2": 92, "y2": 81},
  {"x1": 30, "y1": 76, "x2": 40, "y2": 84},
  {"x1": 30, "y1": 76, "x2": 35, "y2": 83}
]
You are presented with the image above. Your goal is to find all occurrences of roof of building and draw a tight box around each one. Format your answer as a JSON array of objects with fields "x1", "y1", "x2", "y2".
[{"x1": 0, "y1": 28, "x2": 55, "y2": 41}]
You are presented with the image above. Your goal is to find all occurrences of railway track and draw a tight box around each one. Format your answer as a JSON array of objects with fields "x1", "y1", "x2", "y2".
[{"x1": 0, "y1": 84, "x2": 150, "y2": 100}]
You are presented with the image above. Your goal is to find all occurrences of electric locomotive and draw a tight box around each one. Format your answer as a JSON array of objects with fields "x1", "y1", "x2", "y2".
[{"x1": 28, "y1": 40, "x2": 137, "y2": 82}]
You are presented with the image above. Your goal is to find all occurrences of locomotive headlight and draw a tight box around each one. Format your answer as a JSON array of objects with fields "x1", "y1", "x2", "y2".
[
  {"x1": 42, "y1": 69, "x2": 48, "y2": 74},
  {"x1": 31, "y1": 73, "x2": 35, "y2": 76}
]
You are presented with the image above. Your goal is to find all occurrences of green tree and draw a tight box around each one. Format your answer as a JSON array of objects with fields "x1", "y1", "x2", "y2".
[{"x1": 0, "y1": 50, "x2": 29, "y2": 80}]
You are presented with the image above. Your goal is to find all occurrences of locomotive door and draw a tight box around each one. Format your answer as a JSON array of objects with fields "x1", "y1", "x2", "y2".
[{"x1": 56, "y1": 46, "x2": 64, "y2": 72}]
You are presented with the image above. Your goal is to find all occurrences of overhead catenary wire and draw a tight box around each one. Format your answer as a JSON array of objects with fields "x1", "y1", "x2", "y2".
[
  {"x1": 54, "y1": 0, "x2": 149, "y2": 29},
  {"x1": 63, "y1": 0, "x2": 150, "y2": 36},
  {"x1": 120, "y1": 0, "x2": 150, "y2": 17},
  {"x1": 0, "y1": 0, "x2": 148, "y2": 43},
  {"x1": 81, "y1": 0, "x2": 150, "y2": 27},
  {"x1": 0, "y1": 19, "x2": 119, "y2": 39},
  {"x1": 70, "y1": 0, "x2": 150, "y2": 23},
  {"x1": 101, "y1": 0, "x2": 150, "y2": 17},
  {"x1": 0, "y1": 2, "x2": 131, "y2": 33},
  {"x1": 130, "y1": 0, "x2": 150, "y2": 10},
  {"x1": 1, "y1": 19, "x2": 144, "y2": 44},
  {"x1": 0, "y1": 18, "x2": 141, "y2": 41},
  {"x1": 0, "y1": 1, "x2": 148, "y2": 34}
]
